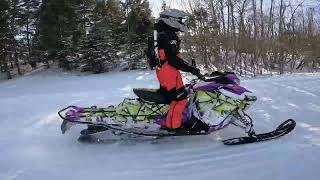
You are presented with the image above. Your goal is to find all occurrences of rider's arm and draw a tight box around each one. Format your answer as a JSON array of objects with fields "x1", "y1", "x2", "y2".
[{"x1": 164, "y1": 38, "x2": 196, "y2": 73}]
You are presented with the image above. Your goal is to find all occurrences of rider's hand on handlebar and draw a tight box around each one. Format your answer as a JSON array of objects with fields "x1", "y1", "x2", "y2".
[
  {"x1": 197, "y1": 73, "x2": 205, "y2": 80},
  {"x1": 191, "y1": 68, "x2": 205, "y2": 80}
]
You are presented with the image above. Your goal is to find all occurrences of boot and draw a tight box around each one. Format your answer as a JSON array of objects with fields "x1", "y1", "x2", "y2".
[
  {"x1": 172, "y1": 125, "x2": 189, "y2": 135},
  {"x1": 186, "y1": 115, "x2": 209, "y2": 134}
]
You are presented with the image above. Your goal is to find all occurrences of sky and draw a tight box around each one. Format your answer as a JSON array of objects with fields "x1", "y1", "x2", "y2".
[
  {"x1": 149, "y1": 0, "x2": 184, "y2": 17},
  {"x1": 148, "y1": 0, "x2": 320, "y2": 17}
]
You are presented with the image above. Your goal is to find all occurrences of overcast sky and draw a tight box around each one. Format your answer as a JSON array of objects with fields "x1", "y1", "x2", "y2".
[
  {"x1": 149, "y1": 0, "x2": 185, "y2": 17},
  {"x1": 148, "y1": 0, "x2": 319, "y2": 17}
]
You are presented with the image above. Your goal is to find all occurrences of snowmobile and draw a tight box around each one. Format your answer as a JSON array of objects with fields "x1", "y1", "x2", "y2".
[{"x1": 59, "y1": 71, "x2": 296, "y2": 145}]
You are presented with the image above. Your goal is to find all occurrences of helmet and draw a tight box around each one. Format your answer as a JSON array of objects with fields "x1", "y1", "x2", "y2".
[{"x1": 159, "y1": 9, "x2": 190, "y2": 32}]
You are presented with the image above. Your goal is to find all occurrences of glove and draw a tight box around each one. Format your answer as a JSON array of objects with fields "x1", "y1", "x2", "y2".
[
  {"x1": 191, "y1": 68, "x2": 204, "y2": 80},
  {"x1": 210, "y1": 71, "x2": 225, "y2": 77}
]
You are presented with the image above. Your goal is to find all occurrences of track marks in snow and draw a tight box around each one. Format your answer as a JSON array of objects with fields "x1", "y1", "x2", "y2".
[{"x1": 271, "y1": 82, "x2": 317, "y2": 97}]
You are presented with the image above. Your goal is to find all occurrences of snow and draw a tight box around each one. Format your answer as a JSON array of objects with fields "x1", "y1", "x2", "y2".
[{"x1": 0, "y1": 70, "x2": 320, "y2": 180}]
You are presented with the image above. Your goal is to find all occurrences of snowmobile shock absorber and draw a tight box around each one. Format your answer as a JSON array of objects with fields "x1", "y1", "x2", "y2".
[{"x1": 231, "y1": 109, "x2": 255, "y2": 136}]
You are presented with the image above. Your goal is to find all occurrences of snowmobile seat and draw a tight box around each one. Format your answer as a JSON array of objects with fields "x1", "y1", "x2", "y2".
[{"x1": 133, "y1": 88, "x2": 170, "y2": 104}]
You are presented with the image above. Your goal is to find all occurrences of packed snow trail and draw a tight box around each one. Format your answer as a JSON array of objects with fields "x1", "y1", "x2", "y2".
[{"x1": 0, "y1": 70, "x2": 319, "y2": 180}]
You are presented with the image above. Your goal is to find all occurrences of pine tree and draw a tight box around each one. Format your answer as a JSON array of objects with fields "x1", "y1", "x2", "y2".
[
  {"x1": 78, "y1": 1, "x2": 108, "y2": 73},
  {"x1": 38, "y1": 0, "x2": 78, "y2": 69},
  {"x1": 105, "y1": 0, "x2": 126, "y2": 57},
  {"x1": 78, "y1": 0, "x2": 126, "y2": 73},
  {"x1": 8, "y1": 0, "x2": 23, "y2": 74},
  {"x1": 19, "y1": 0, "x2": 40, "y2": 66},
  {"x1": 75, "y1": 0, "x2": 95, "y2": 34},
  {"x1": 73, "y1": 0, "x2": 95, "y2": 48},
  {"x1": 0, "y1": 0, "x2": 12, "y2": 79},
  {"x1": 125, "y1": 0, "x2": 153, "y2": 69}
]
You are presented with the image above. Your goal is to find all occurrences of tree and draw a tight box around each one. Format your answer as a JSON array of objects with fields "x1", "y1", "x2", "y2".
[
  {"x1": 0, "y1": 0, "x2": 12, "y2": 79},
  {"x1": 19, "y1": 0, "x2": 40, "y2": 65},
  {"x1": 75, "y1": 0, "x2": 95, "y2": 36},
  {"x1": 124, "y1": 0, "x2": 153, "y2": 69},
  {"x1": 78, "y1": 0, "x2": 126, "y2": 73},
  {"x1": 8, "y1": 0, "x2": 23, "y2": 74},
  {"x1": 38, "y1": 0, "x2": 78, "y2": 63}
]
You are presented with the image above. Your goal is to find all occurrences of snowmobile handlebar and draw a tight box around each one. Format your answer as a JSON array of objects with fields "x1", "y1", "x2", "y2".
[
  {"x1": 191, "y1": 59, "x2": 236, "y2": 76},
  {"x1": 197, "y1": 74, "x2": 206, "y2": 80},
  {"x1": 191, "y1": 59, "x2": 239, "y2": 84}
]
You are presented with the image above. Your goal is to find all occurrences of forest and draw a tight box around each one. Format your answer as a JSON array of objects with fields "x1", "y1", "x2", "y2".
[
  {"x1": 0, "y1": 0, "x2": 319, "y2": 79},
  {"x1": 181, "y1": 0, "x2": 320, "y2": 77}
]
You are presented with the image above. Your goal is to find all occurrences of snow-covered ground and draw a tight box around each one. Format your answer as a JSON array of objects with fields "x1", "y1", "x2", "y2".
[{"x1": 0, "y1": 70, "x2": 319, "y2": 180}]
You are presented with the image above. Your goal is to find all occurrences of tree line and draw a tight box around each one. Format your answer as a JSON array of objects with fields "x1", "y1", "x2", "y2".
[
  {"x1": 1, "y1": 0, "x2": 320, "y2": 80},
  {"x1": 0, "y1": 0, "x2": 153, "y2": 79},
  {"x1": 180, "y1": 0, "x2": 320, "y2": 76}
]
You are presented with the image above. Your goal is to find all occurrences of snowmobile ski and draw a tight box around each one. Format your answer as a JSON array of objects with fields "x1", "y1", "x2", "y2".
[{"x1": 222, "y1": 119, "x2": 296, "y2": 145}]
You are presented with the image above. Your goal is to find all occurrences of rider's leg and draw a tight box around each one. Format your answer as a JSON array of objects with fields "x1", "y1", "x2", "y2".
[{"x1": 165, "y1": 99, "x2": 187, "y2": 129}]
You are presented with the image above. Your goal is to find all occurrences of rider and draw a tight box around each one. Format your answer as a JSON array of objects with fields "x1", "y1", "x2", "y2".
[{"x1": 153, "y1": 9, "x2": 205, "y2": 132}]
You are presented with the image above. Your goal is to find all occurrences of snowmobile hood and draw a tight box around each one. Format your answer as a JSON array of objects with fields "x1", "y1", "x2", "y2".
[{"x1": 193, "y1": 81, "x2": 251, "y2": 96}]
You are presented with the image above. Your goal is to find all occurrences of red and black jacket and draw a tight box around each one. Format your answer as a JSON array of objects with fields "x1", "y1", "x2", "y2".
[{"x1": 155, "y1": 21, "x2": 195, "y2": 73}]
